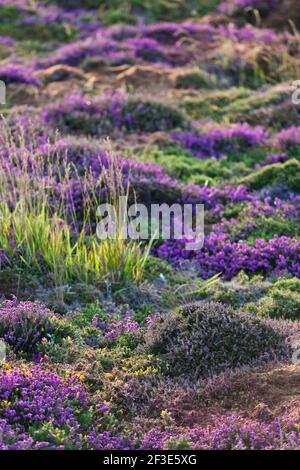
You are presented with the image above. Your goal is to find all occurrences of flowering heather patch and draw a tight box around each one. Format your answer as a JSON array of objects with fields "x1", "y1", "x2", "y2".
[
  {"x1": 0, "y1": 65, "x2": 40, "y2": 87},
  {"x1": 0, "y1": 418, "x2": 33, "y2": 449},
  {"x1": 157, "y1": 234, "x2": 300, "y2": 279},
  {"x1": 35, "y1": 38, "x2": 121, "y2": 69},
  {"x1": 216, "y1": 23, "x2": 278, "y2": 43},
  {"x1": 0, "y1": 364, "x2": 89, "y2": 428},
  {"x1": 171, "y1": 124, "x2": 268, "y2": 158},
  {"x1": 272, "y1": 126, "x2": 300, "y2": 150},
  {"x1": 0, "y1": 298, "x2": 73, "y2": 357},
  {"x1": 0, "y1": 36, "x2": 15, "y2": 46},
  {"x1": 142, "y1": 301, "x2": 291, "y2": 378},
  {"x1": 87, "y1": 431, "x2": 131, "y2": 450},
  {"x1": 261, "y1": 153, "x2": 289, "y2": 166},
  {"x1": 44, "y1": 92, "x2": 186, "y2": 136},
  {"x1": 0, "y1": 0, "x2": 102, "y2": 41},
  {"x1": 0, "y1": 298, "x2": 53, "y2": 354},
  {"x1": 1, "y1": 0, "x2": 300, "y2": 454},
  {"x1": 32, "y1": 17, "x2": 285, "y2": 72},
  {"x1": 138, "y1": 411, "x2": 300, "y2": 449},
  {"x1": 0, "y1": 363, "x2": 90, "y2": 449}
]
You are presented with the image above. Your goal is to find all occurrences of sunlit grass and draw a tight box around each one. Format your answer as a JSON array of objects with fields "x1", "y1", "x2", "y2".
[{"x1": 0, "y1": 120, "x2": 152, "y2": 288}]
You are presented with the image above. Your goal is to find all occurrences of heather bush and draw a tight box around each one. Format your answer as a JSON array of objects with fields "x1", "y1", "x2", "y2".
[
  {"x1": 0, "y1": 4, "x2": 77, "y2": 41},
  {"x1": 138, "y1": 410, "x2": 300, "y2": 449},
  {"x1": 0, "y1": 364, "x2": 89, "y2": 429},
  {"x1": 157, "y1": 234, "x2": 300, "y2": 280},
  {"x1": 1, "y1": 0, "x2": 300, "y2": 452},
  {"x1": 192, "y1": 412, "x2": 300, "y2": 450},
  {"x1": 0, "y1": 298, "x2": 74, "y2": 357},
  {"x1": 44, "y1": 93, "x2": 187, "y2": 136},
  {"x1": 142, "y1": 301, "x2": 290, "y2": 378},
  {"x1": 272, "y1": 126, "x2": 300, "y2": 152},
  {"x1": 0, "y1": 65, "x2": 40, "y2": 87},
  {"x1": 171, "y1": 124, "x2": 268, "y2": 159},
  {"x1": 0, "y1": 418, "x2": 33, "y2": 449}
]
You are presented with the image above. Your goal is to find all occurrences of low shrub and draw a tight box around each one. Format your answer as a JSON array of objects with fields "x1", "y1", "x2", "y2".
[
  {"x1": 252, "y1": 277, "x2": 300, "y2": 320},
  {"x1": 241, "y1": 159, "x2": 300, "y2": 191},
  {"x1": 44, "y1": 93, "x2": 187, "y2": 136},
  {"x1": 139, "y1": 411, "x2": 300, "y2": 450},
  {"x1": 0, "y1": 299, "x2": 74, "y2": 357},
  {"x1": 143, "y1": 146, "x2": 252, "y2": 183},
  {"x1": 142, "y1": 301, "x2": 290, "y2": 378}
]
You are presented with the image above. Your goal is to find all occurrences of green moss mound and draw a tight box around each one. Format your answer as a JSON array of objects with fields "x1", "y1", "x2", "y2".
[{"x1": 241, "y1": 159, "x2": 300, "y2": 191}]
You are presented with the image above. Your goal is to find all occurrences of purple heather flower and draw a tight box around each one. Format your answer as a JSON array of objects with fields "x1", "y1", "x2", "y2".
[
  {"x1": 0, "y1": 65, "x2": 40, "y2": 87},
  {"x1": 171, "y1": 124, "x2": 268, "y2": 159}
]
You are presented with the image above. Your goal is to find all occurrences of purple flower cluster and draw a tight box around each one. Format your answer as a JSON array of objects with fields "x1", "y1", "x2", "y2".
[
  {"x1": 140, "y1": 411, "x2": 300, "y2": 449},
  {"x1": 43, "y1": 92, "x2": 186, "y2": 136},
  {"x1": 260, "y1": 153, "x2": 289, "y2": 166},
  {"x1": 0, "y1": 0, "x2": 102, "y2": 40},
  {"x1": 93, "y1": 316, "x2": 141, "y2": 342},
  {"x1": 0, "y1": 65, "x2": 40, "y2": 87},
  {"x1": 0, "y1": 362, "x2": 130, "y2": 449},
  {"x1": 248, "y1": 195, "x2": 300, "y2": 220},
  {"x1": 217, "y1": 23, "x2": 277, "y2": 43},
  {"x1": 272, "y1": 126, "x2": 300, "y2": 150},
  {"x1": 36, "y1": 37, "x2": 120, "y2": 69},
  {"x1": 0, "y1": 36, "x2": 15, "y2": 46},
  {"x1": 31, "y1": 15, "x2": 283, "y2": 73},
  {"x1": 0, "y1": 418, "x2": 33, "y2": 450},
  {"x1": 157, "y1": 234, "x2": 300, "y2": 279},
  {"x1": 88, "y1": 431, "x2": 131, "y2": 450},
  {"x1": 171, "y1": 124, "x2": 268, "y2": 159},
  {"x1": 0, "y1": 298, "x2": 58, "y2": 356},
  {"x1": 0, "y1": 365, "x2": 88, "y2": 428}
]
